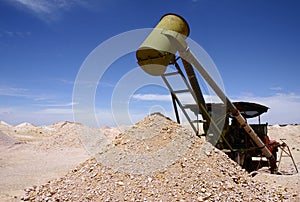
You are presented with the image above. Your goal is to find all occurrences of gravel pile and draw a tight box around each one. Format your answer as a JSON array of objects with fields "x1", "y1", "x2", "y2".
[
  {"x1": 36, "y1": 122, "x2": 121, "y2": 151},
  {"x1": 33, "y1": 122, "x2": 84, "y2": 151},
  {"x1": 22, "y1": 113, "x2": 291, "y2": 201},
  {"x1": 0, "y1": 130, "x2": 18, "y2": 147}
]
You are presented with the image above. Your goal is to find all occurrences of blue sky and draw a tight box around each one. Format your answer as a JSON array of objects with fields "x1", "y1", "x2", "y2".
[{"x1": 0, "y1": 0, "x2": 300, "y2": 126}]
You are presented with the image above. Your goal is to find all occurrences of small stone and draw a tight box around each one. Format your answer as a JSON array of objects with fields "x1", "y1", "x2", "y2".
[
  {"x1": 21, "y1": 196, "x2": 30, "y2": 201},
  {"x1": 25, "y1": 187, "x2": 35, "y2": 192},
  {"x1": 203, "y1": 193, "x2": 212, "y2": 200},
  {"x1": 227, "y1": 184, "x2": 234, "y2": 189},
  {"x1": 91, "y1": 172, "x2": 99, "y2": 178},
  {"x1": 116, "y1": 181, "x2": 125, "y2": 186},
  {"x1": 197, "y1": 196, "x2": 204, "y2": 201}
]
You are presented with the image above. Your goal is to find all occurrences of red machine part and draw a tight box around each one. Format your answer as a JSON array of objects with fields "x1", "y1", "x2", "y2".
[{"x1": 264, "y1": 135, "x2": 280, "y2": 155}]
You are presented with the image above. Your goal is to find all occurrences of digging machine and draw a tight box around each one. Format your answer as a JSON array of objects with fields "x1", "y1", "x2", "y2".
[{"x1": 136, "y1": 14, "x2": 280, "y2": 173}]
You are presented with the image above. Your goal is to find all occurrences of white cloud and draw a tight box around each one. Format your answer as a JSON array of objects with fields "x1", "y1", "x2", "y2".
[
  {"x1": 0, "y1": 86, "x2": 77, "y2": 125},
  {"x1": 38, "y1": 108, "x2": 73, "y2": 114},
  {"x1": 9, "y1": 0, "x2": 88, "y2": 22},
  {"x1": 0, "y1": 107, "x2": 74, "y2": 126},
  {"x1": 270, "y1": 86, "x2": 283, "y2": 91},
  {"x1": 2, "y1": 90, "x2": 299, "y2": 127},
  {"x1": 232, "y1": 93, "x2": 300, "y2": 124},
  {"x1": 132, "y1": 94, "x2": 171, "y2": 102},
  {"x1": 0, "y1": 86, "x2": 53, "y2": 101},
  {"x1": 2, "y1": 31, "x2": 31, "y2": 38},
  {"x1": 132, "y1": 93, "x2": 222, "y2": 103},
  {"x1": 0, "y1": 87, "x2": 28, "y2": 97},
  {"x1": 36, "y1": 102, "x2": 78, "y2": 107},
  {"x1": 15, "y1": 0, "x2": 52, "y2": 14},
  {"x1": 58, "y1": 79, "x2": 74, "y2": 85},
  {"x1": 131, "y1": 92, "x2": 300, "y2": 125}
]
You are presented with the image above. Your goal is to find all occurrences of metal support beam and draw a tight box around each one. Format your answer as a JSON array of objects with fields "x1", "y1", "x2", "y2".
[{"x1": 171, "y1": 92, "x2": 180, "y2": 124}]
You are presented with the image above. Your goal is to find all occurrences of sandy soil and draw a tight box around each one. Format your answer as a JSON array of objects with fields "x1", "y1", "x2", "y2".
[
  {"x1": 0, "y1": 118, "x2": 299, "y2": 201},
  {"x1": 0, "y1": 146, "x2": 88, "y2": 200},
  {"x1": 0, "y1": 122, "x2": 90, "y2": 201},
  {"x1": 268, "y1": 125, "x2": 300, "y2": 174},
  {"x1": 253, "y1": 125, "x2": 300, "y2": 201}
]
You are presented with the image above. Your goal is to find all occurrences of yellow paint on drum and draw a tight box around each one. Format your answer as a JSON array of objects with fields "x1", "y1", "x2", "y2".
[
  {"x1": 136, "y1": 14, "x2": 190, "y2": 76},
  {"x1": 156, "y1": 14, "x2": 190, "y2": 36}
]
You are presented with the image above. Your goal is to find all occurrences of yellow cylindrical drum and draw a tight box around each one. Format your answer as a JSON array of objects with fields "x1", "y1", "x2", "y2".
[{"x1": 136, "y1": 14, "x2": 190, "y2": 76}]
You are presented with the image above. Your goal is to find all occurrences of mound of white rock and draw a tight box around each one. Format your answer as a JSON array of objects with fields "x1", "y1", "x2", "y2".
[{"x1": 22, "y1": 113, "x2": 294, "y2": 201}]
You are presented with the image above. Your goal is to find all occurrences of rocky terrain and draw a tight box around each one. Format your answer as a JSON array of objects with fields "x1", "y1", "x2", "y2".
[{"x1": 0, "y1": 113, "x2": 299, "y2": 201}]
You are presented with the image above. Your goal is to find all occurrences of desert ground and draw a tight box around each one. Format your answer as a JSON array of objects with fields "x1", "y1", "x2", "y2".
[{"x1": 0, "y1": 114, "x2": 299, "y2": 201}]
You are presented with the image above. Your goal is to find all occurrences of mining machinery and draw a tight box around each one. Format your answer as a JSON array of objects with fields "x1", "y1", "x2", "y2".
[{"x1": 136, "y1": 14, "x2": 281, "y2": 173}]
